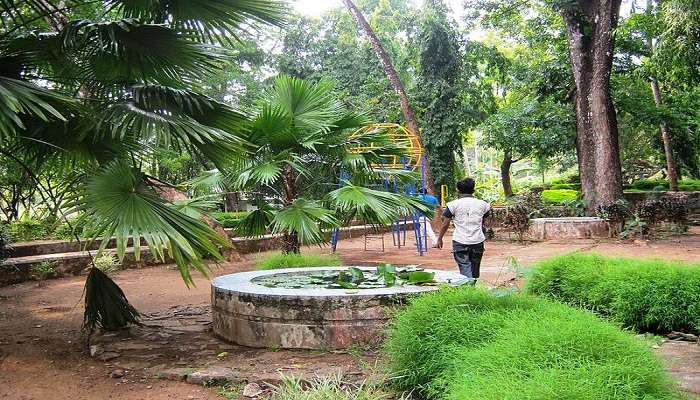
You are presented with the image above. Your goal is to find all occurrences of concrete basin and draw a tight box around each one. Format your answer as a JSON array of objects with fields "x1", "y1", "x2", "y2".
[{"x1": 211, "y1": 267, "x2": 464, "y2": 349}]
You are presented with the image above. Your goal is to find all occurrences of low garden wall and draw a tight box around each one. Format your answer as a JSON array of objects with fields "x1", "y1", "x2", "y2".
[{"x1": 0, "y1": 222, "x2": 414, "y2": 286}]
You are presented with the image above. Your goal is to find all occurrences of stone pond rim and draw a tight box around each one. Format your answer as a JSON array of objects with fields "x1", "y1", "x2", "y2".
[{"x1": 211, "y1": 267, "x2": 464, "y2": 350}]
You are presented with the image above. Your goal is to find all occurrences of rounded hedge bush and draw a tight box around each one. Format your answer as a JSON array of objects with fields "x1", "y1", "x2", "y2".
[
  {"x1": 526, "y1": 253, "x2": 700, "y2": 334},
  {"x1": 385, "y1": 287, "x2": 680, "y2": 399}
]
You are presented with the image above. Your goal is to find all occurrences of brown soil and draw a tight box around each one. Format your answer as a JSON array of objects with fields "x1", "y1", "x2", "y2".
[{"x1": 1, "y1": 229, "x2": 699, "y2": 399}]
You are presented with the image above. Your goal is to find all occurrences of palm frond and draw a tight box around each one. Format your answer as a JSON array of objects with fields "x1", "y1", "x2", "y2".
[
  {"x1": 75, "y1": 161, "x2": 229, "y2": 287},
  {"x1": 83, "y1": 267, "x2": 140, "y2": 334},
  {"x1": 266, "y1": 76, "x2": 346, "y2": 133},
  {"x1": 56, "y1": 19, "x2": 224, "y2": 89},
  {"x1": 235, "y1": 200, "x2": 275, "y2": 237},
  {"x1": 186, "y1": 169, "x2": 225, "y2": 196},
  {"x1": 108, "y1": 0, "x2": 287, "y2": 44},
  {"x1": 326, "y1": 183, "x2": 432, "y2": 225},
  {"x1": 0, "y1": 77, "x2": 72, "y2": 140},
  {"x1": 270, "y1": 199, "x2": 338, "y2": 245},
  {"x1": 171, "y1": 196, "x2": 218, "y2": 219}
]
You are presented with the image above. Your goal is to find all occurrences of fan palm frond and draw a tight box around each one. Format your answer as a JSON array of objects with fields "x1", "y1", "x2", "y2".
[
  {"x1": 75, "y1": 161, "x2": 229, "y2": 287},
  {"x1": 235, "y1": 200, "x2": 275, "y2": 237},
  {"x1": 326, "y1": 183, "x2": 432, "y2": 225},
  {"x1": 271, "y1": 199, "x2": 338, "y2": 245},
  {"x1": 0, "y1": 77, "x2": 72, "y2": 140},
  {"x1": 171, "y1": 196, "x2": 218, "y2": 219},
  {"x1": 83, "y1": 267, "x2": 140, "y2": 335},
  {"x1": 108, "y1": 0, "x2": 287, "y2": 44}
]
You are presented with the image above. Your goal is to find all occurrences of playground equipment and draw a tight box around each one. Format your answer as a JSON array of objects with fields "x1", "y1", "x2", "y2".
[{"x1": 331, "y1": 123, "x2": 433, "y2": 255}]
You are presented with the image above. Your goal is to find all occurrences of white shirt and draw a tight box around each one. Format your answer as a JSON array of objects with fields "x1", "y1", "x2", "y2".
[{"x1": 445, "y1": 196, "x2": 490, "y2": 245}]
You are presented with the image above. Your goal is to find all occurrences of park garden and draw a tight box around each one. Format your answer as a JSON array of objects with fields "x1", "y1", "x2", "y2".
[{"x1": 1, "y1": 0, "x2": 699, "y2": 399}]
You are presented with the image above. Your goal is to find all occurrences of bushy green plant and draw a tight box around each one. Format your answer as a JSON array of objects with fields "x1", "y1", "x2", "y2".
[
  {"x1": 93, "y1": 253, "x2": 121, "y2": 275},
  {"x1": 540, "y1": 189, "x2": 579, "y2": 204},
  {"x1": 271, "y1": 376, "x2": 393, "y2": 400},
  {"x1": 255, "y1": 252, "x2": 342, "y2": 270},
  {"x1": 549, "y1": 182, "x2": 581, "y2": 190},
  {"x1": 8, "y1": 219, "x2": 47, "y2": 242},
  {"x1": 678, "y1": 179, "x2": 700, "y2": 191},
  {"x1": 0, "y1": 223, "x2": 11, "y2": 262},
  {"x1": 32, "y1": 261, "x2": 57, "y2": 280},
  {"x1": 213, "y1": 211, "x2": 250, "y2": 229},
  {"x1": 526, "y1": 253, "x2": 700, "y2": 333},
  {"x1": 385, "y1": 287, "x2": 679, "y2": 399},
  {"x1": 629, "y1": 178, "x2": 669, "y2": 191}
]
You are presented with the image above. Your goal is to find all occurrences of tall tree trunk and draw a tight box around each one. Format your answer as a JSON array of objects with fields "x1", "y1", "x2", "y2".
[
  {"x1": 281, "y1": 165, "x2": 300, "y2": 254},
  {"x1": 562, "y1": 0, "x2": 624, "y2": 212},
  {"x1": 650, "y1": 78, "x2": 680, "y2": 191},
  {"x1": 500, "y1": 152, "x2": 515, "y2": 198},
  {"x1": 342, "y1": 0, "x2": 436, "y2": 195}
]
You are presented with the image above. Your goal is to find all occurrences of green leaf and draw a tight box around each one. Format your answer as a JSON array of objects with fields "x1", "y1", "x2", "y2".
[
  {"x1": 270, "y1": 199, "x2": 339, "y2": 245},
  {"x1": 74, "y1": 161, "x2": 229, "y2": 287}
]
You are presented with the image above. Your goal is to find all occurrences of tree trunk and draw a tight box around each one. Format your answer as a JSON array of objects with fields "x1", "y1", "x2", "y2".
[
  {"x1": 342, "y1": 0, "x2": 436, "y2": 195},
  {"x1": 562, "y1": 0, "x2": 624, "y2": 212},
  {"x1": 650, "y1": 78, "x2": 680, "y2": 191},
  {"x1": 224, "y1": 192, "x2": 240, "y2": 212},
  {"x1": 501, "y1": 152, "x2": 515, "y2": 198},
  {"x1": 281, "y1": 165, "x2": 300, "y2": 254}
]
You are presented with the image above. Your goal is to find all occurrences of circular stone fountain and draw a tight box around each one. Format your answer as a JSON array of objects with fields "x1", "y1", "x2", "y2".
[
  {"x1": 529, "y1": 217, "x2": 610, "y2": 240},
  {"x1": 211, "y1": 267, "x2": 464, "y2": 349}
]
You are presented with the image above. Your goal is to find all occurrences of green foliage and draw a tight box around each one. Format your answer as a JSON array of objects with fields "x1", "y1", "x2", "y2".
[
  {"x1": 255, "y1": 252, "x2": 342, "y2": 270},
  {"x1": 270, "y1": 375, "x2": 393, "y2": 400},
  {"x1": 385, "y1": 287, "x2": 679, "y2": 399},
  {"x1": 93, "y1": 253, "x2": 121, "y2": 275},
  {"x1": 0, "y1": 223, "x2": 11, "y2": 261},
  {"x1": 77, "y1": 161, "x2": 229, "y2": 287},
  {"x1": 8, "y1": 218, "x2": 47, "y2": 242},
  {"x1": 416, "y1": 2, "x2": 463, "y2": 190},
  {"x1": 628, "y1": 179, "x2": 700, "y2": 192},
  {"x1": 540, "y1": 189, "x2": 579, "y2": 204},
  {"x1": 526, "y1": 253, "x2": 700, "y2": 333},
  {"x1": 32, "y1": 261, "x2": 57, "y2": 280},
  {"x1": 212, "y1": 211, "x2": 250, "y2": 228},
  {"x1": 549, "y1": 183, "x2": 580, "y2": 190}
]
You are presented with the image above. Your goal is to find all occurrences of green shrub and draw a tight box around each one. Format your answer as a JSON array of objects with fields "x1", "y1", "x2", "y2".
[
  {"x1": 255, "y1": 252, "x2": 342, "y2": 270},
  {"x1": 678, "y1": 179, "x2": 700, "y2": 191},
  {"x1": 385, "y1": 287, "x2": 679, "y2": 399},
  {"x1": 549, "y1": 182, "x2": 581, "y2": 190},
  {"x1": 270, "y1": 376, "x2": 393, "y2": 400},
  {"x1": 213, "y1": 211, "x2": 250, "y2": 228},
  {"x1": 526, "y1": 253, "x2": 700, "y2": 333},
  {"x1": 32, "y1": 261, "x2": 57, "y2": 280},
  {"x1": 0, "y1": 223, "x2": 11, "y2": 261},
  {"x1": 630, "y1": 178, "x2": 668, "y2": 191},
  {"x1": 540, "y1": 189, "x2": 579, "y2": 204},
  {"x1": 93, "y1": 253, "x2": 121, "y2": 275},
  {"x1": 8, "y1": 219, "x2": 47, "y2": 242}
]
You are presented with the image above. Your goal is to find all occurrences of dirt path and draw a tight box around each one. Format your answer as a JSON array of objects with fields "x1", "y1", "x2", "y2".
[{"x1": 1, "y1": 230, "x2": 699, "y2": 399}]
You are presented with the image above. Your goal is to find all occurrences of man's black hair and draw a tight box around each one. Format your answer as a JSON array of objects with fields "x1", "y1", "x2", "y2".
[
  {"x1": 456, "y1": 178, "x2": 476, "y2": 194},
  {"x1": 420, "y1": 188, "x2": 428, "y2": 195}
]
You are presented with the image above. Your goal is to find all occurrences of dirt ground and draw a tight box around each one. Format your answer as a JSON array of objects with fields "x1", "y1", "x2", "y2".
[{"x1": 1, "y1": 229, "x2": 699, "y2": 399}]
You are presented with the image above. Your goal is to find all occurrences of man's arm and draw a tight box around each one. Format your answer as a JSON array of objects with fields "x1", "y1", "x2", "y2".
[{"x1": 436, "y1": 207, "x2": 453, "y2": 249}]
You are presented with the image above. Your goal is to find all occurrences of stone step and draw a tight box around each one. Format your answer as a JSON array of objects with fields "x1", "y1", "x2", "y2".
[
  {"x1": 8, "y1": 237, "x2": 147, "y2": 258},
  {"x1": 0, "y1": 246, "x2": 160, "y2": 286}
]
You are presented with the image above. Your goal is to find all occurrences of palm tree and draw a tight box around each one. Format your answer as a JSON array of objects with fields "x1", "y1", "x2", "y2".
[
  {"x1": 226, "y1": 76, "x2": 431, "y2": 253},
  {"x1": 0, "y1": 0, "x2": 286, "y2": 333}
]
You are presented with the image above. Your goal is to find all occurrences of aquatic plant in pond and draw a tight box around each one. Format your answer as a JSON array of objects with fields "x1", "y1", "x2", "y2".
[{"x1": 252, "y1": 265, "x2": 436, "y2": 289}]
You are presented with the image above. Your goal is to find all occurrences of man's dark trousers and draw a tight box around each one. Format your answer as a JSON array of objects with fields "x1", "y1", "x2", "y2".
[{"x1": 452, "y1": 241, "x2": 484, "y2": 281}]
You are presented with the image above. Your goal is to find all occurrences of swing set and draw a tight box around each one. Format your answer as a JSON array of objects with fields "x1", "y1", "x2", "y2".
[{"x1": 330, "y1": 123, "x2": 437, "y2": 256}]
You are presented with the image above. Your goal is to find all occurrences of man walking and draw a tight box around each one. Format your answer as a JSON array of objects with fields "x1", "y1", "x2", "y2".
[{"x1": 436, "y1": 178, "x2": 490, "y2": 284}]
